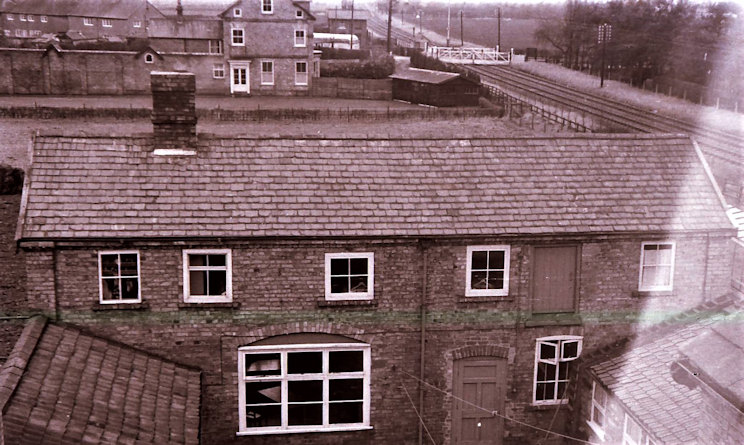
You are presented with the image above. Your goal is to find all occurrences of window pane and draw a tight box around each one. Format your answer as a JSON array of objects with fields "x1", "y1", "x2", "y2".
[
  {"x1": 471, "y1": 251, "x2": 488, "y2": 269},
  {"x1": 471, "y1": 271, "x2": 487, "y2": 289},
  {"x1": 329, "y1": 401, "x2": 363, "y2": 424},
  {"x1": 289, "y1": 380, "x2": 322, "y2": 402},
  {"x1": 557, "y1": 381, "x2": 567, "y2": 399},
  {"x1": 558, "y1": 361, "x2": 570, "y2": 380},
  {"x1": 349, "y1": 276, "x2": 368, "y2": 293},
  {"x1": 488, "y1": 250, "x2": 504, "y2": 269},
  {"x1": 330, "y1": 379, "x2": 363, "y2": 400},
  {"x1": 539, "y1": 341, "x2": 557, "y2": 361},
  {"x1": 349, "y1": 258, "x2": 367, "y2": 275},
  {"x1": 102, "y1": 278, "x2": 120, "y2": 300},
  {"x1": 208, "y1": 254, "x2": 226, "y2": 267},
  {"x1": 288, "y1": 352, "x2": 322, "y2": 374},
  {"x1": 120, "y1": 254, "x2": 138, "y2": 275},
  {"x1": 593, "y1": 407, "x2": 604, "y2": 426},
  {"x1": 562, "y1": 341, "x2": 579, "y2": 359},
  {"x1": 329, "y1": 350, "x2": 363, "y2": 372},
  {"x1": 536, "y1": 362, "x2": 553, "y2": 381},
  {"x1": 245, "y1": 381, "x2": 281, "y2": 404},
  {"x1": 487, "y1": 271, "x2": 504, "y2": 290},
  {"x1": 658, "y1": 244, "x2": 673, "y2": 263},
  {"x1": 245, "y1": 353, "x2": 281, "y2": 376},
  {"x1": 330, "y1": 258, "x2": 348, "y2": 275},
  {"x1": 101, "y1": 254, "x2": 119, "y2": 277},
  {"x1": 189, "y1": 254, "x2": 206, "y2": 267},
  {"x1": 535, "y1": 382, "x2": 553, "y2": 400},
  {"x1": 207, "y1": 270, "x2": 227, "y2": 295},
  {"x1": 288, "y1": 404, "x2": 322, "y2": 425},
  {"x1": 656, "y1": 266, "x2": 671, "y2": 286},
  {"x1": 245, "y1": 404, "x2": 281, "y2": 427},
  {"x1": 330, "y1": 276, "x2": 349, "y2": 293},
  {"x1": 595, "y1": 386, "x2": 607, "y2": 406},
  {"x1": 189, "y1": 271, "x2": 206, "y2": 295},
  {"x1": 121, "y1": 278, "x2": 138, "y2": 300}
]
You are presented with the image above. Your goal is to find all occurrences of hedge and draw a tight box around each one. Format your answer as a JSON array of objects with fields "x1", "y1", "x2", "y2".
[
  {"x1": 0, "y1": 165, "x2": 24, "y2": 195},
  {"x1": 320, "y1": 55, "x2": 395, "y2": 79}
]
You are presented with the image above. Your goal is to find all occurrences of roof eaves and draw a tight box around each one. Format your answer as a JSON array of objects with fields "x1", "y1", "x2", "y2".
[
  {"x1": 0, "y1": 316, "x2": 46, "y2": 412},
  {"x1": 691, "y1": 138, "x2": 733, "y2": 224},
  {"x1": 293, "y1": 2, "x2": 316, "y2": 20},
  {"x1": 14, "y1": 131, "x2": 35, "y2": 243}
]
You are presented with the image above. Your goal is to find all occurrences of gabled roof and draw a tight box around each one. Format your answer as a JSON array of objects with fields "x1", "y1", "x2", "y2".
[
  {"x1": 390, "y1": 67, "x2": 465, "y2": 85},
  {"x1": 3, "y1": 0, "x2": 164, "y2": 19},
  {"x1": 589, "y1": 293, "x2": 744, "y2": 443},
  {"x1": 147, "y1": 17, "x2": 222, "y2": 39},
  {"x1": 0, "y1": 316, "x2": 201, "y2": 444},
  {"x1": 17, "y1": 134, "x2": 734, "y2": 240}
]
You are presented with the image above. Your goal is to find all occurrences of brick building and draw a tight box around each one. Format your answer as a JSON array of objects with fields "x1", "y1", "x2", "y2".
[{"x1": 10, "y1": 73, "x2": 737, "y2": 444}]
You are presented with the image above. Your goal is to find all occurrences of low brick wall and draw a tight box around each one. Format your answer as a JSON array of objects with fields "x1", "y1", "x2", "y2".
[{"x1": 311, "y1": 77, "x2": 392, "y2": 100}]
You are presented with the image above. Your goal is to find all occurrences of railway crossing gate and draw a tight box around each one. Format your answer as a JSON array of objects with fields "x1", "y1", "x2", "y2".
[{"x1": 426, "y1": 46, "x2": 512, "y2": 65}]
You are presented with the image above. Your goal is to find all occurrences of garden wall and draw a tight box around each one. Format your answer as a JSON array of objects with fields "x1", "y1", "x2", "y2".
[{"x1": 311, "y1": 77, "x2": 391, "y2": 100}]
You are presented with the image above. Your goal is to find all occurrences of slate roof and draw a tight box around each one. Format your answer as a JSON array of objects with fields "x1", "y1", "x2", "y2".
[
  {"x1": 0, "y1": 316, "x2": 201, "y2": 445},
  {"x1": 390, "y1": 67, "x2": 463, "y2": 84},
  {"x1": 3, "y1": 0, "x2": 161, "y2": 19},
  {"x1": 589, "y1": 293, "x2": 744, "y2": 443},
  {"x1": 148, "y1": 18, "x2": 222, "y2": 39},
  {"x1": 17, "y1": 133, "x2": 734, "y2": 240}
]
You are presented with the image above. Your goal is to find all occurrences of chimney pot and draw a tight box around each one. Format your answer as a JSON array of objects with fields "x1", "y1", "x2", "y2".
[{"x1": 151, "y1": 71, "x2": 197, "y2": 150}]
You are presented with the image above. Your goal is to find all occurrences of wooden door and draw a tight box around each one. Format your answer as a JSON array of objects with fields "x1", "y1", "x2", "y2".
[
  {"x1": 532, "y1": 246, "x2": 578, "y2": 313},
  {"x1": 452, "y1": 357, "x2": 506, "y2": 445},
  {"x1": 230, "y1": 62, "x2": 250, "y2": 94}
]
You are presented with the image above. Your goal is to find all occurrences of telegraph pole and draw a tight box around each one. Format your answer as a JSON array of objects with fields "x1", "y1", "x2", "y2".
[
  {"x1": 386, "y1": 0, "x2": 393, "y2": 52},
  {"x1": 598, "y1": 23, "x2": 611, "y2": 88},
  {"x1": 350, "y1": 0, "x2": 355, "y2": 50},
  {"x1": 446, "y1": 1, "x2": 451, "y2": 46},
  {"x1": 460, "y1": 10, "x2": 463, "y2": 46},
  {"x1": 497, "y1": 7, "x2": 501, "y2": 51}
]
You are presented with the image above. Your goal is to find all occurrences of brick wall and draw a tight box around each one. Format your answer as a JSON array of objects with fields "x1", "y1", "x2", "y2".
[
  {"x1": 21, "y1": 230, "x2": 733, "y2": 444},
  {"x1": 0, "y1": 194, "x2": 25, "y2": 315},
  {"x1": 151, "y1": 71, "x2": 197, "y2": 149},
  {"x1": 698, "y1": 384, "x2": 744, "y2": 443},
  {"x1": 311, "y1": 77, "x2": 392, "y2": 100}
]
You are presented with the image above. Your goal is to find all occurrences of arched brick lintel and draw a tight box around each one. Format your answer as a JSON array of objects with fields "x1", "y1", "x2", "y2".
[
  {"x1": 239, "y1": 321, "x2": 373, "y2": 346},
  {"x1": 447, "y1": 344, "x2": 510, "y2": 361}
]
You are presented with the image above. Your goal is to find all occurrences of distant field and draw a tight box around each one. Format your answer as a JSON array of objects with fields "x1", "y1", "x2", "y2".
[{"x1": 421, "y1": 17, "x2": 549, "y2": 51}]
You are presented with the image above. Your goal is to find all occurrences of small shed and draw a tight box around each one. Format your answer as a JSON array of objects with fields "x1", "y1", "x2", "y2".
[{"x1": 390, "y1": 67, "x2": 480, "y2": 107}]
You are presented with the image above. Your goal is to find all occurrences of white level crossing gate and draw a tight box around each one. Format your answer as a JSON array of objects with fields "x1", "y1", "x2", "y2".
[{"x1": 426, "y1": 46, "x2": 513, "y2": 65}]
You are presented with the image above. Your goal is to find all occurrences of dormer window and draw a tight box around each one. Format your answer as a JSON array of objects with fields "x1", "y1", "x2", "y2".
[
  {"x1": 6, "y1": 14, "x2": 13, "y2": 21},
  {"x1": 296, "y1": 10, "x2": 304, "y2": 18},
  {"x1": 102, "y1": 19, "x2": 112, "y2": 28},
  {"x1": 83, "y1": 17, "x2": 94, "y2": 26},
  {"x1": 27, "y1": 14, "x2": 34, "y2": 22},
  {"x1": 234, "y1": 8, "x2": 242, "y2": 17},
  {"x1": 144, "y1": 53, "x2": 154, "y2": 63},
  {"x1": 40, "y1": 15, "x2": 47, "y2": 23},
  {"x1": 19, "y1": 14, "x2": 26, "y2": 21},
  {"x1": 133, "y1": 20, "x2": 142, "y2": 28}
]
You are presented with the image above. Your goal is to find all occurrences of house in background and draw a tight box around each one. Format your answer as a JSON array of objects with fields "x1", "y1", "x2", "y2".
[
  {"x1": 325, "y1": 8, "x2": 369, "y2": 50},
  {"x1": 9, "y1": 71, "x2": 738, "y2": 444}
]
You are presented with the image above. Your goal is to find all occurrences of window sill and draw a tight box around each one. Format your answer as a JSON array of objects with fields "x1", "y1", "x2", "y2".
[
  {"x1": 457, "y1": 296, "x2": 514, "y2": 304},
  {"x1": 317, "y1": 299, "x2": 378, "y2": 308},
  {"x1": 92, "y1": 301, "x2": 149, "y2": 311},
  {"x1": 178, "y1": 301, "x2": 241, "y2": 309},
  {"x1": 586, "y1": 420, "x2": 606, "y2": 442},
  {"x1": 237, "y1": 425, "x2": 373, "y2": 436},
  {"x1": 632, "y1": 290, "x2": 673, "y2": 298},
  {"x1": 524, "y1": 313, "x2": 582, "y2": 327},
  {"x1": 527, "y1": 400, "x2": 568, "y2": 411}
]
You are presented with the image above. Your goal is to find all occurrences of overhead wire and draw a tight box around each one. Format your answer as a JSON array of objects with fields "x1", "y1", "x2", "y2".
[{"x1": 400, "y1": 381, "x2": 438, "y2": 445}]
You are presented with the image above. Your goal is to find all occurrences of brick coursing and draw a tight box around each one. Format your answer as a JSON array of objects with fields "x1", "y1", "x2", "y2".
[
  {"x1": 151, "y1": 72, "x2": 197, "y2": 150},
  {"x1": 0, "y1": 195, "x2": 25, "y2": 314}
]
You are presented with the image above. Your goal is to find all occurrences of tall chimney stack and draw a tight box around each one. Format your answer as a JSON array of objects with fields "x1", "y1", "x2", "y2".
[{"x1": 150, "y1": 71, "x2": 197, "y2": 150}]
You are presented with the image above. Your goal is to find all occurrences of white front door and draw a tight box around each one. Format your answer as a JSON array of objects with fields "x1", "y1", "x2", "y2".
[{"x1": 229, "y1": 61, "x2": 250, "y2": 94}]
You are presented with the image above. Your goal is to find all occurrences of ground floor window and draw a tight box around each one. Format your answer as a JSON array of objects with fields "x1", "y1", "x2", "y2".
[
  {"x1": 623, "y1": 413, "x2": 656, "y2": 445},
  {"x1": 295, "y1": 61, "x2": 308, "y2": 85},
  {"x1": 213, "y1": 63, "x2": 225, "y2": 78},
  {"x1": 238, "y1": 336, "x2": 370, "y2": 435},
  {"x1": 261, "y1": 60, "x2": 274, "y2": 85},
  {"x1": 587, "y1": 380, "x2": 608, "y2": 440},
  {"x1": 533, "y1": 335, "x2": 582, "y2": 404}
]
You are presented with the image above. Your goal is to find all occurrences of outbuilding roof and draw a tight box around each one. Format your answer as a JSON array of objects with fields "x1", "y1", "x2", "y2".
[
  {"x1": 4, "y1": 0, "x2": 162, "y2": 19},
  {"x1": 17, "y1": 134, "x2": 733, "y2": 240},
  {"x1": 147, "y1": 18, "x2": 222, "y2": 39},
  {"x1": 390, "y1": 67, "x2": 463, "y2": 84},
  {"x1": 0, "y1": 316, "x2": 201, "y2": 444}
]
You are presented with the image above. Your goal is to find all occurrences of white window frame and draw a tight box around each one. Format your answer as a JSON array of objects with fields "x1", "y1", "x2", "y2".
[
  {"x1": 40, "y1": 15, "x2": 48, "y2": 23},
  {"x1": 587, "y1": 380, "x2": 607, "y2": 441},
  {"x1": 237, "y1": 342, "x2": 372, "y2": 435},
  {"x1": 231, "y1": 27, "x2": 245, "y2": 46},
  {"x1": 209, "y1": 39, "x2": 223, "y2": 54},
  {"x1": 182, "y1": 249, "x2": 233, "y2": 303},
  {"x1": 98, "y1": 251, "x2": 142, "y2": 304},
  {"x1": 234, "y1": 8, "x2": 242, "y2": 17},
  {"x1": 638, "y1": 241, "x2": 675, "y2": 292},
  {"x1": 6, "y1": 14, "x2": 14, "y2": 21},
  {"x1": 133, "y1": 20, "x2": 141, "y2": 28},
  {"x1": 465, "y1": 245, "x2": 510, "y2": 297},
  {"x1": 144, "y1": 53, "x2": 154, "y2": 63},
  {"x1": 260, "y1": 60, "x2": 274, "y2": 85},
  {"x1": 296, "y1": 10, "x2": 304, "y2": 18},
  {"x1": 622, "y1": 413, "x2": 655, "y2": 445},
  {"x1": 19, "y1": 14, "x2": 26, "y2": 21},
  {"x1": 83, "y1": 17, "x2": 94, "y2": 26},
  {"x1": 325, "y1": 252, "x2": 374, "y2": 301},
  {"x1": 262, "y1": 0, "x2": 273, "y2": 14},
  {"x1": 295, "y1": 61, "x2": 308, "y2": 85},
  {"x1": 294, "y1": 28, "x2": 306, "y2": 47},
  {"x1": 213, "y1": 63, "x2": 225, "y2": 79},
  {"x1": 533, "y1": 335, "x2": 582, "y2": 405},
  {"x1": 102, "y1": 18, "x2": 112, "y2": 28},
  {"x1": 27, "y1": 14, "x2": 34, "y2": 22}
]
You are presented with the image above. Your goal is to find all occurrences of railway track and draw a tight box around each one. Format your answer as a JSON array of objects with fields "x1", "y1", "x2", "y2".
[{"x1": 467, "y1": 65, "x2": 743, "y2": 167}]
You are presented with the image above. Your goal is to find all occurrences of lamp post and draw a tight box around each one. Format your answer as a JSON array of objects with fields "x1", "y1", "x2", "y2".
[{"x1": 416, "y1": 10, "x2": 422, "y2": 38}]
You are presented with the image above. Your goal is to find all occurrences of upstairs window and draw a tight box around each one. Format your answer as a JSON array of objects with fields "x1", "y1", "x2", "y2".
[
  {"x1": 587, "y1": 380, "x2": 608, "y2": 440},
  {"x1": 19, "y1": 14, "x2": 26, "y2": 21},
  {"x1": 232, "y1": 27, "x2": 245, "y2": 46},
  {"x1": 133, "y1": 20, "x2": 142, "y2": 28},
  {"x1": 40, "y1": 15, "x2": 48, "y2": 23},
  {"x1": 102, "y1": 19, "x2": 112, "y2": 27},
  {"x1": 638, "y1": 242, "x2": 675, "y2": 291},
  {"x1": 183, "y1": 249, "x2": 233, "y2": 303},
  {"x1": 262, "y1": 0, "x2": 273, "y2": 14},
  {"x1": 260, "y1": 60, "x2": 274, "y2": 85},
  {"x1": 83, "y1": 17, "x2": 94, "y2": 26},
  {"x1": 465, "y1": 245, "x2": 510, "y2": 297},
  {"x1": 99, "y1": 251, "x2": 141, "y2": 304},
  {"x1": 238, "y1": 339, "x2": 371, "y2": 434},
  {"x1": 27, "y1": 14, "x2": 34, "y2": 22},
  {"x1": 209, "y1": 39, "x2": 223, "y2": 54},
  {"x1": 234, "y1": 8, "x2": 242, "y2": 17},
  {"x1": 144, "y1": 53, "x2": 154, "y2": 63},
  {"x1": 533, "y1": 336, "x2": 582, "y2": 405},
  {"x1": 623, "y1": 414, "x2": 656, "y2": 445},
  {"x1": 296, "y1": 10, "x2": 304, "y2": 18},
  {"x1": 6, "y1": 14, "x2": 14, "y2": 21},
  {"x1": 294, "y1": 29, "x2": 306, "y2": 47},
  {"x1": 325, "y1": 253, "x2": 373, "y2": 300}
]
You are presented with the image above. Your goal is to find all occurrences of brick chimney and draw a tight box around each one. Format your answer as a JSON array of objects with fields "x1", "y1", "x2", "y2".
[{"x1": 151, "y1": 71, "x2": 197, "y2": 150}]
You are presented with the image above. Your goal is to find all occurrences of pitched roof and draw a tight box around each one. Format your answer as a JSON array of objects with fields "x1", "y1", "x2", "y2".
[
  {"x1": 589, "y1": 293, "x2": 744, "y2": 443},
  {"x1": 17, "y1": 134, "x2": 734, "y2": 240},
  {"x1": 3, "y1": 0, "x2": 162, "y2": 19},
  {"x1": 390, "y1": 67, "x2": 463, "y2": 84},
  {"x1": 147, "y1": 17, "x2": 222, "y2": 39},
  {"x1": 0, "y1": 316, "x2": 201, "y2": 445}
]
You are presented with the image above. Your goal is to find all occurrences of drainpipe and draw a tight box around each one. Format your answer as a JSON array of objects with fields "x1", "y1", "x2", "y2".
[{"x1": 418, "y1": 240, "x2": 428, "y2": 445}]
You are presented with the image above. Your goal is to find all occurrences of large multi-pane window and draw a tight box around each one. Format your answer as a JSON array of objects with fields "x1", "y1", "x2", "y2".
[
  {"x1": 325, "y1": 253, "x2": 374, "y2": 300},
  {"x1": 533, "y1": 335, "x2": 582, "y2": 404},
  {"x1": 232, "y1": 27, "x2": 245, "y2": 46},
  {"x1": 182, "y1": 249, "x2": 232, "y2": 303},
  {"x1": 639, "y1": 242, "x2": 675, "y2": 291},
  {"x1": 623, "y1": 414, "x2": 657, "y2": 445},
  {"x1": 98, "y1": 251, "x2": 141, "y2": 303},
  {"x1": 587, "y1": 380, "x2": 608, "y2": 440},
  {"x1": 465, "y1": 245, "x2": 510, "y2": 297},
  {"x1": 238, "y1": 339, "x2": 371, "y2": 434}
]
